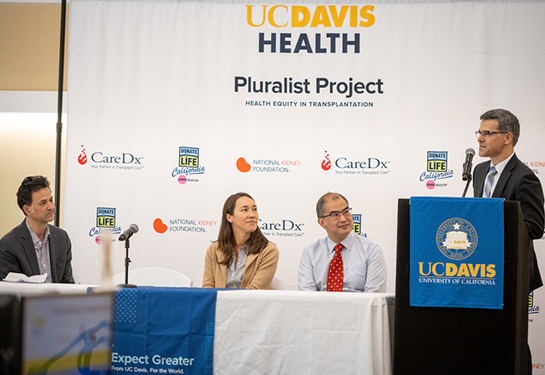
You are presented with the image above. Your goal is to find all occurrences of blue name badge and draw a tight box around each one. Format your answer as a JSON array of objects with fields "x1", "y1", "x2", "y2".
[{"x1": 409, "y1": 197, "x2": 504, "y2": 309}]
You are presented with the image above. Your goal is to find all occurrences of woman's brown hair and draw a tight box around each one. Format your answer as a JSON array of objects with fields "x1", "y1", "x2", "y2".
[{"x1": 217, "y1": 192, "x2": 269, "y2": 265}]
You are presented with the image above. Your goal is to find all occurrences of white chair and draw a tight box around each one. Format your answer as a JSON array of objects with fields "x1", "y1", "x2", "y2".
[
  {"x1": 271, "y1": 277, "x2": 287, "y2": 290},
  {"x1": 113, "y1": 267, "x2": 193, "y2": 287}
]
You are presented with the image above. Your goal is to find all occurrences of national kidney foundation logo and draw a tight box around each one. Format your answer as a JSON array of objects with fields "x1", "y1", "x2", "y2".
[
  {"x1": 236, "y1": 156, "x2": 301, "y2": 173},
  {"x1": 237, "y1": 157, "x2": 252, "y2": 172},
  {"x1": 153, "y1": 217, "x2": 217, "y2": 234}
]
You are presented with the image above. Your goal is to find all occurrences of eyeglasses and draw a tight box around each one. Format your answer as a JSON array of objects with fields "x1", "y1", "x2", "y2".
[
  {"x1": 475, "y1": 130, "x2": 508, "y2": 138},
  {"x1": 321, "y1": 207, "x2": 352, "y2": 220}
]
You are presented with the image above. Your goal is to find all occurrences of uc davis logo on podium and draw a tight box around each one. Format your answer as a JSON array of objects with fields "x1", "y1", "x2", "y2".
[
  {"x1": 436, "y1": 218, "x2": 478, "y2": 260},
  {"x1": 418, "y1": 216, "x2": 497, "y2": 283}
]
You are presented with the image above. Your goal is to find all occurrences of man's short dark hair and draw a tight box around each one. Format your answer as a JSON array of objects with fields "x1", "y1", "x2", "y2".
[
  {"x1": 316, "y1": 192, "x2": 349, "y2": 218},
  {"x1": 16, "y1": 176, "x2": 51, "y2": 215},
  {"x1": 480, "y1": 108, "x2": 520, "y2": 146}
]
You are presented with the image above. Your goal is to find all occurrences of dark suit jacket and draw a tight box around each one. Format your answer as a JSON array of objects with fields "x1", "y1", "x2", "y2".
[
  {"x1": 473, "y1": 153, "x2": 544, "y2": 291},
  {"x1": 0, "y1": 219, "x2": 74, "y2": 283}
]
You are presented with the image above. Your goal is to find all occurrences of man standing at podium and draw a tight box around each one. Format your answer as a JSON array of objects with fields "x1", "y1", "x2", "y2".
[
  {"x1": 473, "y1": 108, "x2": 544, "y2": 291},
  {"x1": 0, "y1": 175, "x2": 74, "y2": 283},
  {"x1": 298, "y1": 192, "x2": 387, "y2": 292},
  {"x1": 473, "y1": 109, "x2": 544, "y2": 373}
]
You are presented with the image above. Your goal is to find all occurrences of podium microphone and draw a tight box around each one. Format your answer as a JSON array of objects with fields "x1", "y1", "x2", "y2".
[
  {"x1": 462, "y1": 148, "x2": 475, "y2": 181},
  {"x1": 119, "y1": 224, "x2": 139, "y2": 241}
]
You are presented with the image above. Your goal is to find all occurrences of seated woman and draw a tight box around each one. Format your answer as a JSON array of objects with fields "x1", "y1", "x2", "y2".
[{"x1": 202, "y1": 192, "x2": 279, "y2": 289}]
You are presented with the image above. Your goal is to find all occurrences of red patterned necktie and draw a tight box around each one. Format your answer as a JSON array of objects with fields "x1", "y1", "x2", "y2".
[{"x1": 327, "y1": 243, "x2": 344, "y2": 292}]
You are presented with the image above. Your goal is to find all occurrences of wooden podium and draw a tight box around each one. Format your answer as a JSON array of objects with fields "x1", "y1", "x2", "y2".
[{"x1": 394, "y1": 198, "x2": 531, "y2": 375}]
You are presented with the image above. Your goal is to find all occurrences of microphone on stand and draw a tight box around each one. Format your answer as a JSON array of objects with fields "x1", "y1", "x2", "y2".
[
  {"x1": 461, "y1": 148, "x2": 475, "y2": 197},
  {"x1": 118, "y1": 224, "x2": 139, "y2": 288},
  {"x1": 462, "y1": 148, "x2": 475, "y2": 181},
  {"x1": 119, "y1": 224, "x2": 139, "y2": 241}
]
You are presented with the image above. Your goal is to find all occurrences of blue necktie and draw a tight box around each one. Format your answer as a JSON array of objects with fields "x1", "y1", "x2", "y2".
[{"x1": 483, "y1": 166, "x2": 497, "y2": 198}]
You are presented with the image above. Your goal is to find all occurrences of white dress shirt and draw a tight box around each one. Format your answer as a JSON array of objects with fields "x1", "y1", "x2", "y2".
[
  {"x1": 25, "y1": 219, "x2": 52, "y2": 283},
  {"x1": 298, "y1": 231, "x2": 387, "y2": 292}
]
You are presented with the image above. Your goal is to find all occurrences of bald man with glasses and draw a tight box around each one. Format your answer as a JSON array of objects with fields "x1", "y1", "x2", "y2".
[{"x1": 298, "y1": 192, "x2": 387, "y2": 292}]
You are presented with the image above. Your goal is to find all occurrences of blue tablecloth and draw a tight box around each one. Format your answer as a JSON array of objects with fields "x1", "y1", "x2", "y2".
[{"x1": 112, "y1": 287, "x2": 217, "y2": 375}]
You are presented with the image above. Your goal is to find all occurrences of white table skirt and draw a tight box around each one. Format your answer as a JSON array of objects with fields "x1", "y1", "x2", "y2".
[{"x1": 214, "y1": 290, "x2": 394, "y2": 375}]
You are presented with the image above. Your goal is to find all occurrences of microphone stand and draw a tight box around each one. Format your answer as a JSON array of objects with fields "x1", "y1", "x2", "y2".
[
  {"x1": 462, "y1": 173, "x2": 472, "y2": 197},
  {"x1": 118, "y1": 238, "x2": 136, "y2": 288}
]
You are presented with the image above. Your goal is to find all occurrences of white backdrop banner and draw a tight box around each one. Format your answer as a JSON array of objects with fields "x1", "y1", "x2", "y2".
[{"x1": 65, "y1": 0, "x2": 545, "y2": 371}]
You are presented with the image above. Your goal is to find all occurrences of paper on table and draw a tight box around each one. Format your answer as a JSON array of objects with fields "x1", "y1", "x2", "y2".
[{"x1": 3, "y1": 272, "x2": 47, "y2": 283}]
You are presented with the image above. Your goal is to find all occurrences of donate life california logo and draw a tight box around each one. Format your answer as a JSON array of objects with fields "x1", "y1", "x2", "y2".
[
  {"x1": 171, "y1": 146, "x2": 205, "y2": 184},
  {"x1": 421, "y1": 151, "x2": 454, "y2": 190},
  {"x1": 352, "y1": 214, "x2": 367, "y2": 237},
  {"x1": 90, "y1": 207, "x2": 122, "y2": 244}
]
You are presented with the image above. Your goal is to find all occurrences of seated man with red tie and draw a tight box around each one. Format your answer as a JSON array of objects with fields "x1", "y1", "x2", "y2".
[{"x1": 298, "y1": 192, "x2": 387, "y2": 292}]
